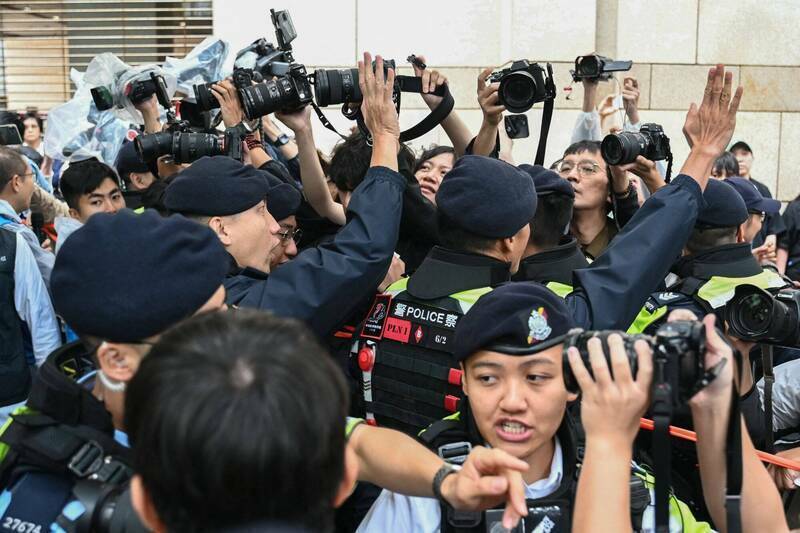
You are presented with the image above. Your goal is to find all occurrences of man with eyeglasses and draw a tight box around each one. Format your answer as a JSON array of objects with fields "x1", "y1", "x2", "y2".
[
  {"x1": 165, "y1": 56, "x2": 407, "y2": 338},
  {"x1": 272, "y1": 216, "x2": 302, "y2": 269}
]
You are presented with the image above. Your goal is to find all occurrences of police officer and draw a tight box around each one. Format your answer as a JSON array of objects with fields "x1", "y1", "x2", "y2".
[
  {"x1": 0, "y1": 209, "x2": 228, "y2": 532},
  {"x1": 512, "y1": 164, "x2": 589, "y2": 295},
  {"x1": 164, "y1": 54, "x2": 407, "y2": 339},
  {"x1": 357, "y1": 283, "x2": 710, "y2": 533},
  {"x1": 355, "y1": 63, "x2": 742, "y2": 437},
  {"x1": 629, "y1": 178, "x2": 787, "y2": 334}
]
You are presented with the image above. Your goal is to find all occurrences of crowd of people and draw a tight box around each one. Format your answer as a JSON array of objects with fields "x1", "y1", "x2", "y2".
[{"x1": 0, "y1": 43, "x2": 798, "y2": 533}]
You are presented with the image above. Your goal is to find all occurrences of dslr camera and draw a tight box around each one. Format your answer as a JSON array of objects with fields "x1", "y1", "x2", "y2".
[
  {"x1": 91, "y1": 71, "x2": 171, "y2": 111},
  {"x1": 601, "y1": 123, "x2": 671, "y2": 166},
  {"x1": 487, "y1": 60, "x2": 555, "y2": 113},
  {"x1": 193, "y1": 9, "x2": 313, "y2": 119},
  {"x1": 571, "y1": 54, "x2": 633, "y2": 82},
  {"x1": 563, "y1": 320, "x2": 707, "y2": 407},
  {"x1": 725, "y1": 285, "x2": 800, "y2": 347}
]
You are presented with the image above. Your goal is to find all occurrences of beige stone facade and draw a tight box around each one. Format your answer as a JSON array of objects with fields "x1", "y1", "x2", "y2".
[{"x1": 215, "y1": 0, "x2": 800, "y2": 199}]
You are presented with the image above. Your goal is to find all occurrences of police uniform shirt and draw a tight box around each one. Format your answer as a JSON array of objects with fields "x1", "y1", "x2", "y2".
[{"x1": 356, "y1": 439, "x2": 564, "y2": 533}]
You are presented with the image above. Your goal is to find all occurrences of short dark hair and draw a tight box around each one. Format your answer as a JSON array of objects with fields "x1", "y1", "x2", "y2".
[
  {"x1": 0, "y1": 146, "x2": 29, "y2": 192},
  {"x1": 686, "y1": 226, "x2": 738, "y2": 255},
  {"x1": 563, "y1": 140, "x2": 602, "y2": 158},
  {"x1": 125, "y1": 310, "x2": 349, "y2": 532},
  {"x1": 59, "y1": 160, "x2": 120, "y2": 209},
  {"x1": 414, "y1": 145, "x2": 455, "y2": 173},
  {"x1": 530, "y1": 194, "x2": 574, "y2": 248},
  {"x1": 713, "y1": 151, "x2": 739, "y2": 177},
  {"x1": 22, "y1": 112, "x2": 43, "y2": 133},
  {"x1": 437, "y1": 210, "x2": 497, "y2": 253},
  {"x1": 329, "y1": 132, "x2": 371, "y2": 193}
]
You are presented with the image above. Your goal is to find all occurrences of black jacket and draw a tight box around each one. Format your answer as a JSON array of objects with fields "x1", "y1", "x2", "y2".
[
  {"x1": 513, "y1": 238, "x2": 589, "y2": 286},
  {"x1": 225, "y1": 166, "x2": 406, "y2": 338}
]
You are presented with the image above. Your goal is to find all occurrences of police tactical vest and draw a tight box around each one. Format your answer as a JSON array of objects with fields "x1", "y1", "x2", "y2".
[
  {"x1": 0, "y1": 343, "x2": 137, "y2": 532},
  {"x1": 628, "y1": 269, "x2": 788, "y2": 335},
  {"x1": 355, "y1": 247, "x2": 513, "y2": 436},
  {"x1": 357, "y1": 277, "x2": 491, "y2": 435},
  {"x1": 0, "y1": 229, "x2": 30, "y2": 407}
]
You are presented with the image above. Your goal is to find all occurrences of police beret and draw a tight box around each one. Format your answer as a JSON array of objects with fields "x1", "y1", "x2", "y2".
[
  {"x1": 436, "y1": 155, "x2": 537, "y2": 239},
  {"x1": 724, "y1": 177, "x2": 780, "y2": 215},
  {"x1": 453, "y1": 282, "x2": 576, "y2": 362},
  {"x1": 519, "y1": 164, "x2": 574, "y2": 198},
  {"x1": 257, "y1": 169, "x2": 302, "y2": 221},
  {"x1": 164, "y1": 156, "x2": 299, "y2": 218},
  {"x1": 696, "y1": 179, "x2": 748, "y2": 229},
  {"x1": 114, "y1": 140, "x2": 150, "y2": 181},
  {"x1": 51, "y1": 209, "x2": 228, "y2": 343}
]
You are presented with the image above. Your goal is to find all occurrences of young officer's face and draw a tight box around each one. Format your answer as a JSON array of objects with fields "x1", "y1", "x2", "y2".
[
  {"x1": 462, "y1": 344, "x2": 576, "y2": 465},
  {"x1": 73, "y1": 178, "x2": 126, "y2": 223}
]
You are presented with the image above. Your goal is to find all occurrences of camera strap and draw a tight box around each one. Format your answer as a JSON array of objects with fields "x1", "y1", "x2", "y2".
[
  {"x1": 651, "y1": 375, "x2": 673, "y2": 533},
  {"x1": 534, "y1": 65, "x2": 557, "y2": 166},
  {"x1": 725, "y1": 383, "x2": 743, "y2": 533},
  {"x1": 762, "y1": 344, "x2": 775, "y2": 453}
]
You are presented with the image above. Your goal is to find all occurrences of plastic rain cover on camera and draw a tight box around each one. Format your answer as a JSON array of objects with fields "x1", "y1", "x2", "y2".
[
  {"x1": 163, "y1": 37, "x2": 230, "y2": 103},
  {"x1": 43, "y1": 53, "x2": 134, "y2": 164}
]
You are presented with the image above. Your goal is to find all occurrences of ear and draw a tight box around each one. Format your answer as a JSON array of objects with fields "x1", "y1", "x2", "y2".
[
  {"x1": 10, "y1": 173, "x2": 23, "y2": 193},
  {"x1": 68, "y1": 207, "x2": 82, "y2": 221},
  {"x1": 131, "y1": 475, "x2": 167, "y2": 533},
  {"x1": 332, "y1": 442, "x2": 359, "y2": 508},
  {"x1": 460, "y1": 362, "x2": 469, "y2": 397},
  {"x1": 207, "y1": 216, "x2": 232, "y2": 246},
  {"x1": 736, "y1": 224, "x2": 745, "y2": 243},
  {"x1": 130, "y1": 172, "x2": 144, "y2": 189},
  {"x1": 96, "y1": 342, "x2": 137, "y2": 383},
  {"x1": 566, "y1": 391, "x2": 579, "y2": 403}
]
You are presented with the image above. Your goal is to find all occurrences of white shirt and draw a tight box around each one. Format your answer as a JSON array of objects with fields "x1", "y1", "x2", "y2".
[{"x1": 356, "y1": 440, "x2": 564, "y2": 533}]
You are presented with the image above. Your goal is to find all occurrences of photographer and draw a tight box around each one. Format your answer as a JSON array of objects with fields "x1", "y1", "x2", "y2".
[
  {"x1": 571, "y1": 312, "x2": 788, "y2": 532},
  {"x1": 164, "y1": 53, "x2": 407, "y2": 338}
]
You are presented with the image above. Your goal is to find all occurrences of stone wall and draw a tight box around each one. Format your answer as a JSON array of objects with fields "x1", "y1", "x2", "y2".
[{"x1": 214, "y1": 0, "x2": 800, "y2": 200}]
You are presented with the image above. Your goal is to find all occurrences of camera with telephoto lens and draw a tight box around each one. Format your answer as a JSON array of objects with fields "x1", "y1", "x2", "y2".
[
  {"x1": 134, "y1": 122, "x2": 245, "y2": 164},
  {"x1": 487, "y1": 60, "x2": 555, "y2": 113},
  {"x1": 193, "y1": 9, "x2": 312, "y2": 119},
  {"x1": 601, "y1": 123, "x2": 671, "y2": 166},
  {"x1": 313, "y1": 59, "x2": 397, "y2": 108},
  {"x1": 571, "y1": 54, "x2": 633, "y2": 82},
  {"x1": 725, "y1": 285, "x2": 800, "y2": 347},
  {"x1": 563, "y1": 320, "x2": 707, "y2": 407}
]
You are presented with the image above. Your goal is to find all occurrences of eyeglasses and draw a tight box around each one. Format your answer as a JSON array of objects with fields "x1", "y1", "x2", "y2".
[
  {"x1": 749, "y1": 211, "x2": 767, "y2": 222},
  {"x1": 556, "y1": 161, "x2": 601, "y2": 178},
  {"x1": 278, "y1": 227, "x2": 303, "y2": 244}
]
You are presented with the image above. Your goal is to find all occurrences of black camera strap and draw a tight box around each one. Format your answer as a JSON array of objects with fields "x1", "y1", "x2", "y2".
[
  {"x1": 762, "y1": 344, "x2": 775, "y2": 453},
  {"x1": 651, "y1": 375, "x2": 673, "y2": 533},
  {"x1": 534, "y1": 64, "x2": 557, "y2": 166},
  {"x1": 725, "y1": 384, "x2": 743, "y2": 533}
]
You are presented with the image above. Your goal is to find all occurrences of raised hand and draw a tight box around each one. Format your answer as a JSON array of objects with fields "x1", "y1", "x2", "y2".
[
  {"x1": 211, "y1": 79, "x2": 245, "y2": 128},
  {"x1": 622, "y1": 76, "x2": 641, "y2": 124},
  {"x1": 477, "y1": 67, "x2": 505, "y2": 127},
  {"x1": 412, "y1": 55, "x2": 448, "y2": 109},
  {"x1": 358, "y1": 52, "x2": 400, "y2": 143},
  {"x1": 683, "y1": 65, "x2": 743, "y2": 157}
]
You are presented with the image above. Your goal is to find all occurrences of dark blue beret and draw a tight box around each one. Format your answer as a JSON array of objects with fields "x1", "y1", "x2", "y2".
[
  {"x1": 114, "y1": 140, "x2": 149, "y2": 180},
  {"x1": 519, "y1": 164, "x2": 574, "y2": 198},
  {"x1": 436, "y1": 155, "x2": 537, "y2": 239},
  {"x1": 454, "y1": 282, "x2": 575, "y2": 362},
  {"x1": 724, "y1": 177, "x2": 780, "y2": 215},
  {"x1": 257, "y1": 168, "x2": 302, "y2": 221},
  {"x1": 696, "y1": 179, "x2": 748, "y2": 228},
  {"x1": 51, "y1": 209, "x2": 228, "y2": 343},
  {"x1": 164, "y1": 156, "x2": 300, "y2": 218}
]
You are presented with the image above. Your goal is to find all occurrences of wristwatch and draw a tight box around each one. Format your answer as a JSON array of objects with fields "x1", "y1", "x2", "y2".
[
  {"x1": 432, "y1": 463, "x2": 458, "y2": 504},
  {"x1": 273, "y1": 133, "x2": 291, "y2": 147}
]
